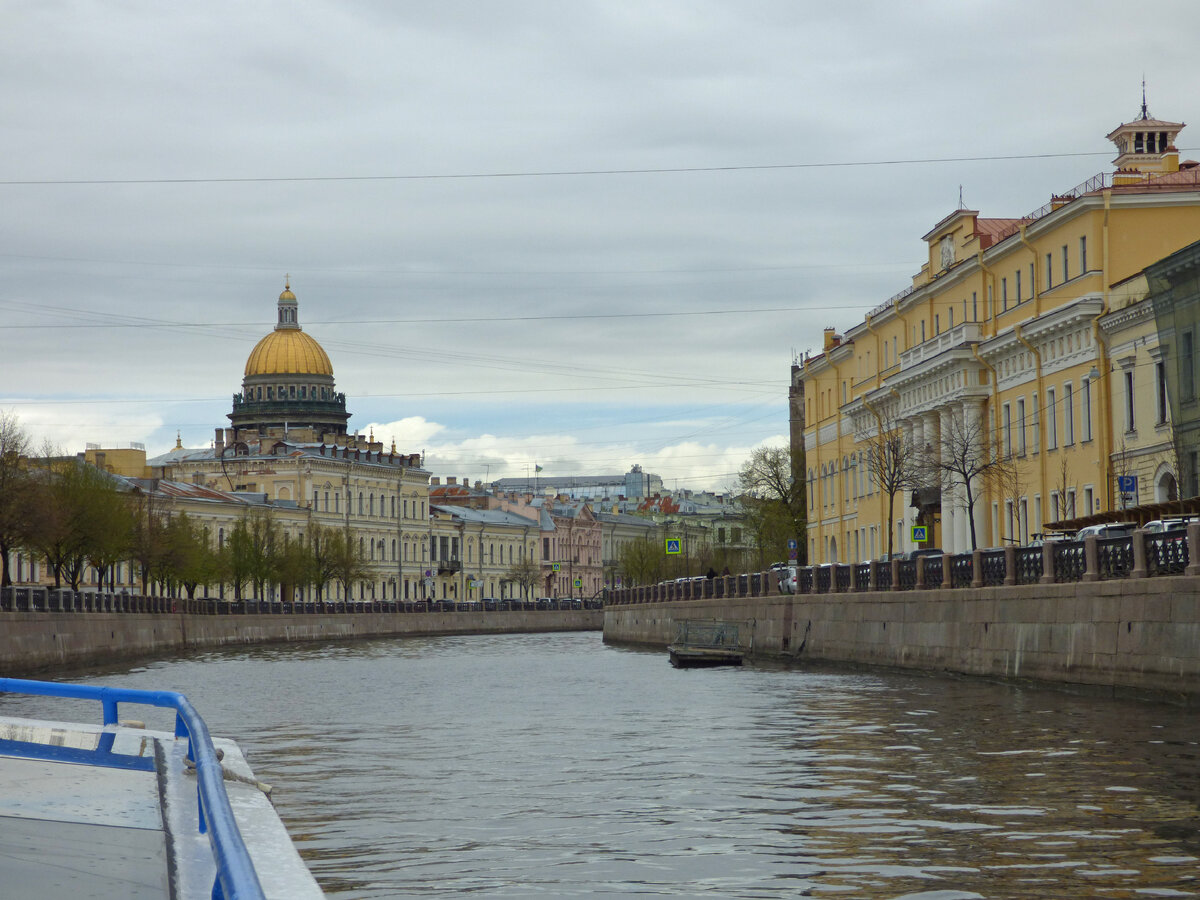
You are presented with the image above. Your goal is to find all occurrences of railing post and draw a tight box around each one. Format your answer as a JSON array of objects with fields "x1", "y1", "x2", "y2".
[
  {"x1": 1039, "y1": 540, "x2": 1057, "y2": 585},
  {"x1": 914, "y1": 556, "x2": 926, "y2": 590},
  {"x1": 868, "y1": 560, "x2": 878, "y2": 591},
  {"x1": 942, "y1": 553, "x2": 952, "y2": 589},
  {"x1": 1188, "y1": 522, "x2": 1200, "y2": 577},
  {"x1": 1083, "y1": 535, "x2": 1100, "y2": 582},
  {"x1": 1131, "y1": 528, "x2": 1148, "y2": 579},
  {"x1": 1002, "y1": 545, "x2": 1016, "y2": 585},
  {"x1": 970, "y1": 549, "x2": 983, "y2": 588},
  {"x1": 889, "y1": 557, "x2": 900, "y2": 590}
]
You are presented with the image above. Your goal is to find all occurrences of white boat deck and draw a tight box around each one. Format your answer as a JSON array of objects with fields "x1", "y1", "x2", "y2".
[{"x1": 0, "y1": 716, "x2": 322, "y2": 899}]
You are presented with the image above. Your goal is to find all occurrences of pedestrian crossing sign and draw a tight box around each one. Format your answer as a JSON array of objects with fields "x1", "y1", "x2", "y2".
[
  {"x1": 911, "y1": 525, "x2": 928, "y2": 542},
  {"x1": 665, "y1": 539, "x2": 681, "y2": 554}
]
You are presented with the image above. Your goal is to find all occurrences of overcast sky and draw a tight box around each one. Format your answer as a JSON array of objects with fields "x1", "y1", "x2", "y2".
[{"x1": 2, "y1": 1, "x2": 1197, "y2": 490}]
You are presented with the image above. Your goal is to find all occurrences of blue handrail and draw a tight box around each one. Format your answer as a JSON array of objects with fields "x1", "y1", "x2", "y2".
[{"x1": 0, "y1": 677, "x2": 266, "y2": 900}]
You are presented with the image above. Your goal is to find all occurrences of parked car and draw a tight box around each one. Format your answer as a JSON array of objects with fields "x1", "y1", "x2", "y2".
[
  {"x1": 780, "y1": 566, "x2": 797, "y2": 594},
  {"x1": 1075, "y1": 522, "x2": 1136, "y2": 540},
  {"x1": 1144, "y1": 518, "x2": 1188, "y2": 534},
  {"x1": 907, "y1": 547, "x2": 942, "y2": 559}
]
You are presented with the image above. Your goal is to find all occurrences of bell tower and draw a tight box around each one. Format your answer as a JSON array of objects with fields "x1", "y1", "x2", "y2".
[{"x1": 1106, "y1": 86, "x2": 1184, "y2": 184}]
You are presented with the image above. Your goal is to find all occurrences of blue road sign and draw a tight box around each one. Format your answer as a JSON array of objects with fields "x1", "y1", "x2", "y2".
[
  {"x1": 665, "y1": 539, "x2": 681, "y2": 555},
  {"x1": 1118, "y1": 475, "x2": 1138, "y2": 494},
  {"x1": 911, "y1": 525, "x2": 928, "y2": 542}
]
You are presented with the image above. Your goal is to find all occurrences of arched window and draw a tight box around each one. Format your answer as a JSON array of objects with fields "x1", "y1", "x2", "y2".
[{"x1": 358, "y1": 492, "x2": 364, "y2": 515}]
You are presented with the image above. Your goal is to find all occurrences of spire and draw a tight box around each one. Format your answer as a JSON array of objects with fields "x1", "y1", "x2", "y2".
[
  {"x1": 1140, "y1": 77, "x2": 1150, "y2": 120},
  {"x1": 175, "y1": 430, "x2": 182, "y2": 449}
]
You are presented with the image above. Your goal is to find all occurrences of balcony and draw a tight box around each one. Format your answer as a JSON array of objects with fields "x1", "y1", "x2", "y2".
[
  {"x1": 436, "y1": 559, "x2": 462, "y2": 575},
  {"x1": 899, "y1": 322, "x2": 982, "y2": 369}
]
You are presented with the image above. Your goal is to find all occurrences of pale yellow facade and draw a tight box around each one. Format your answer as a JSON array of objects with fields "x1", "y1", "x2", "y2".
[{"x1": 797, "y1": 107, "x2": 1200, "y2": 562}]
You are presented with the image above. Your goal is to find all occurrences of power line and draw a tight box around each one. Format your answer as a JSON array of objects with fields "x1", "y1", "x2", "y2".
[
  {"x1": 0, "y1": 304, "x2": 875, "y2": 330},
  {"x1": 0, "y1": 149, "x2": 1137, "y2": 188}
]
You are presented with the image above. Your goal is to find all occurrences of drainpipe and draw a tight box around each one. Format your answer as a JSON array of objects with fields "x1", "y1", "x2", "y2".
[
  {"x1": 978, "y1": 249, "x2": 995, "y2": 332},
  {"x1": 1091, "y1": 307, "x2": 1113, "y2": 512},
  {"x1": 1019, "y1": 223, "x2": 1042, "y2": 318},
  {"x1": 971, "y1": 343, "x2": 1001, "y2": 546},
  {"x1": 1014, "y1": 323, "x2": 1047, "y2": 511}
]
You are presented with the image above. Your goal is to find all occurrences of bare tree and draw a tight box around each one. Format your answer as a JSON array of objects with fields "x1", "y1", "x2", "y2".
[
  {"x1": 926, "y1": 408, "x2": 1013, "y2": 551},
  {"x1": 863, "y1": 410, "x2": 921, "y2": 561},
  {"x1": 1051, "y1": 454, "x2": 1077, "y2": 527},
  {"x1": 738, "y1": 446, "x2": 806, "y2": 564},
  {"x1": 1113, "y1": 438, "x2": 1135, "y2": 511},
  {"x1": 996, "y1": 456, "x2": 1028, "y2": 543}
]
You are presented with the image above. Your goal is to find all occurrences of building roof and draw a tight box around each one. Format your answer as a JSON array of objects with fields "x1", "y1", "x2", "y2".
[
  {"x1": 244, "y1": 329, "x2": 333, "y2": 378},
  {"x1": 433, "y1": 505, "x2": 540, "y2": 528},
  {"x1": 243, "y1": 283, "x2": 334, "y2": 378}
]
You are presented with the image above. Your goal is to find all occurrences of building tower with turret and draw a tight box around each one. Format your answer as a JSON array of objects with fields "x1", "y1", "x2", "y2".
[{"x1": 226, "y1": 281, "x2": 351, "y2": 442}]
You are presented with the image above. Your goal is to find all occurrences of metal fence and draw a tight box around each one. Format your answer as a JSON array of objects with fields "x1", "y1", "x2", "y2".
[
  {"x1": 0, "y1": 588, "x2": 603, "y2": 615},
  {"x1": 602, "y1": 526, "x2": 1199, "y2": 605}
]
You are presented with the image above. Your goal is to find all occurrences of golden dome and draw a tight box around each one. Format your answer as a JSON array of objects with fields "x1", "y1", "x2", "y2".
[
  {"x1": 244, "y1": 329, "x2": 333, "y2": 377},
  {"x1": 279, "y1": 287, "x2": 296, "y2": 302}
]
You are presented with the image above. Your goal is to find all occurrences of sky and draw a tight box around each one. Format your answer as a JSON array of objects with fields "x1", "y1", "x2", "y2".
[{"x1": 2, "y1": 1, "x2": 1198, "y2": 491}]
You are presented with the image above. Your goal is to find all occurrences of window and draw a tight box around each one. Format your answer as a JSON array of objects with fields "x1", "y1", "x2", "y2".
[
  {"x1": 1002, "y1": 277, "x2": 1008, "y2": 310},
  {"x1": 1080, "y1": 235, "x2": 1087, "y2": 273},
  {"x1": 1015, "y1": 269, "x2": 1022, "y2": 301},
  {"x1": 1017, "y1": 398, "x2": 1026, "y2": 456},
  {"x1": 1029, "y1": 263, "x2": 1035, "y2": 297},
  {"x1": 987, "y1": 285, "x2": 993, "y2": 318},
  {"x1": 1157, "y1": 361, "x2": 1168, "y2": 424},
  {"x1": 1084, "y1": 487, "x2": 1094, "y2": 516},
  {"x1": 949, "y1": 307, "x2": 954, "y2": 328},
  {"x1": 935, "y1": 314, "x2": 940, "y2": 334},
  {"x1": 1032, "y1": 393, "x2": 1040, "y2": 453},
  {"x1": 1125, "y1": 370, "x2": 1136, "y2": 432},
  {"x1": 1062, "y1": 245, "x2": 1069, "y2": 283},
  {"x1": 1046, "y1": 387, "x2": 1058, "y2": 449},
  {"x1": 921, "y1": 320, "x2": 926, "y2": 341},
  {"x1": 1184, "y1": 331, "x2": 1195, "y2": 400},
  {"x1": 1064, "y1": 383, "x2": 1075, "y2": 445},
  {"x1": 972, "y1": 291, "x2": 978, "y2": 321},
  {"x1": 1003, "y1": 403, "x2": 1012, "y2": 457},
  {"x1": 1082, "y1": 377, "x2": 1093, "y2": 441},
  {"x1": 1046, "y1": 253, "x2": 1053, "y2": 288}
]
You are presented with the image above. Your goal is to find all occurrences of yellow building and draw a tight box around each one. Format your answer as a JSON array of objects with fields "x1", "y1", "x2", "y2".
[{"x1": 795, "y1": 104, "x2": 1200, "y2": 562}]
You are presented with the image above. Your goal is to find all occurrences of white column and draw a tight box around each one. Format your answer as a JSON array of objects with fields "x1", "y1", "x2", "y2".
[{"x1": 964, "y1": 399, "x2": 987, "y2": 550}]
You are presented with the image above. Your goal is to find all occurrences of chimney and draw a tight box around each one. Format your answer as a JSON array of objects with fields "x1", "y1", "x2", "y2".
[
  {"x1": 823, "y1": 327, "x2": 840, "y2": 351},
  {"x1": 431, "y1": 477, "x2": 441, "y2": 486},
  {"x1": 214, "y1": 428, "x2": 224, "y2": 454},
  {"x1": 448, "y1": 477, "x2": 457, "y2": 485}
]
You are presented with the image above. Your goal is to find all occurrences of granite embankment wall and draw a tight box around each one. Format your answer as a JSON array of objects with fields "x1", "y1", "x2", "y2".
[
  {"x1": 0, "y1": 610, "x2": 603, "y2": 675},
  {"x1": 604, "y1": 577, "x2": 1200, "y2": 700}
]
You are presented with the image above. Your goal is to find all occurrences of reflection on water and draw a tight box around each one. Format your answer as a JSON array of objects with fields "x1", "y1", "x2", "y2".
[{"x1": 3, "y1": 632, "x2": 1200, "y2": 897}]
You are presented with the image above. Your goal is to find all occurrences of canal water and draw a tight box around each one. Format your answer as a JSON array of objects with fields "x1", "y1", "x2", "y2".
[{"x1": 4, "y1": 631, "x2": 1200, "y2": 898}]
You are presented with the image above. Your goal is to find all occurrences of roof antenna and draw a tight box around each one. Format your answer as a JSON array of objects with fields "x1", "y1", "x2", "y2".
[
  {"x1": 958, "y1": 184, "x2": 964, "y2": 209},
  {"x1": 1140, "y1": 76, "x2": 1149, "y2": 120}
]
